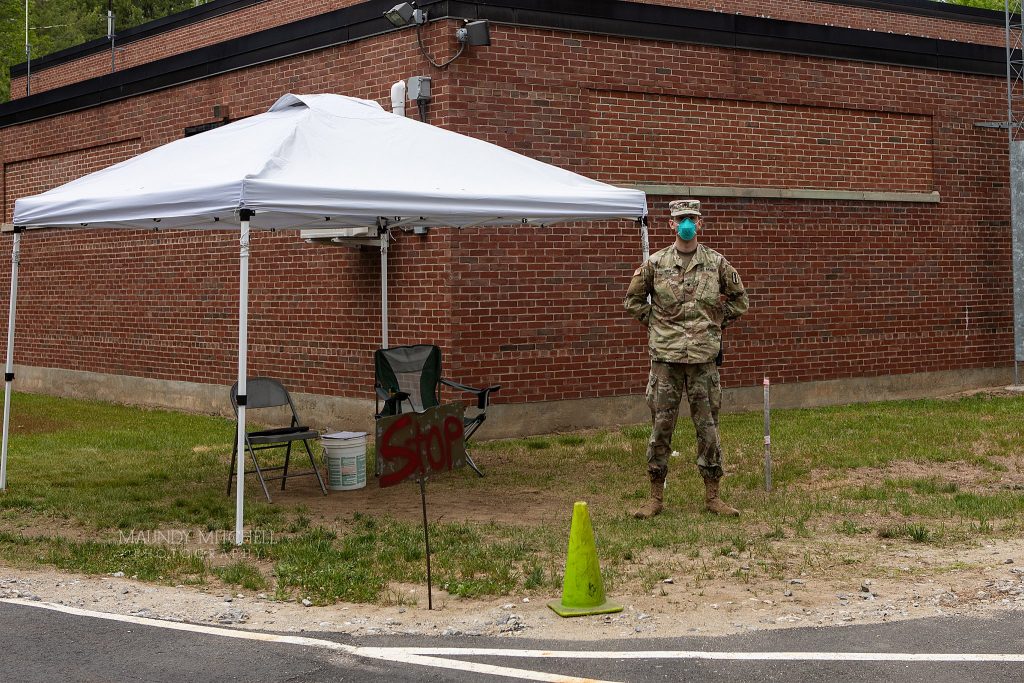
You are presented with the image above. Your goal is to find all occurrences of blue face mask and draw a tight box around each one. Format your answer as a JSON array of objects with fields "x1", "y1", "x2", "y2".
[{"x1": 676, "y1": 217, "x2": 697, "y2": 241}]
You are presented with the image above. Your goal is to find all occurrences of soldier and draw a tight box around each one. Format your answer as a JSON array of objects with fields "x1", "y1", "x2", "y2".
[{"x1": 624, "y1": 199, "x2": 749, "y2": 519}]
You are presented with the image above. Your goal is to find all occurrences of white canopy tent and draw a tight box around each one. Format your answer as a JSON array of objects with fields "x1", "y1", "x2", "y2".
[{"x1": 5, "y1": 93, "x2": 648, "y2": 543}]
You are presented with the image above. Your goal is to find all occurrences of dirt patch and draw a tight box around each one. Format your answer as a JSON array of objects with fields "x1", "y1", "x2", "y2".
[
  {"x1": 6, "y1": 412, "x2": 73, "y2": 434},
  {"x1": 0, "y1": 512, "x2": 97, "y2": 542},
  {"x1": 803, "y1": 459, "x2": 1023, "y2": 494},
  {"x1": 275, "y1": 476, "x2": 570, "y2": 527},
  {"x1": 940, "y1": 386, "x2": 1024, "y2": 401}
]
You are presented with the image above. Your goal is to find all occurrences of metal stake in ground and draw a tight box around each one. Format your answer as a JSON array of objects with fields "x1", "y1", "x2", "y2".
[
  {"x1": 763, "y1": 376, "x2": 772, "y2": 492},
  {"x1": 376, "y1": 403, "x2": 469, "y2": 610},
  {"x1": 419, "y1": 473, "x2": 433, "y2": 610}
]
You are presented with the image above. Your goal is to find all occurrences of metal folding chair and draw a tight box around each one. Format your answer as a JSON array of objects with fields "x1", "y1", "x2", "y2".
[{"x1": 227, "y1": 377, "x2": 327, "y2": 502}]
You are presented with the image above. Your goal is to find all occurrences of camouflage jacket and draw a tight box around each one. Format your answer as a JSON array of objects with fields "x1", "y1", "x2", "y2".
[{"x1": 624, "y1": 243, "x2": 748, "y2": 364}]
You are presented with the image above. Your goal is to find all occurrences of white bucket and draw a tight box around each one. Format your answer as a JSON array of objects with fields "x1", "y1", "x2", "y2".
[{"x1": 321, "y1": 431, "x2": 367, "y2": 491}]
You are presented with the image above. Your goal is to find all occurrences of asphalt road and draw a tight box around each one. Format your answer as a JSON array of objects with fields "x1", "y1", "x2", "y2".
[{"x1": 2, "y1": 599, "x2": 1023, "y2": 682}]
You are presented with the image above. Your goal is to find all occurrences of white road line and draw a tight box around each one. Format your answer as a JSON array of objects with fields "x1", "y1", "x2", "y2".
[
  {"x1": 371, "y1": 647, "x2": 1024, "y2": 663},
  {"x1": 5, "y1": 598, "x2": 1024, "y2": 668},
  {"x1": 0, "y1": 599, "x2": 618, "y2": 683},
  {"x1": 2, "y1": 598, "x2": 360, "y2": 649},
  {"x1": 367, "y1": 652, "x2": 621, "y2": 682}
]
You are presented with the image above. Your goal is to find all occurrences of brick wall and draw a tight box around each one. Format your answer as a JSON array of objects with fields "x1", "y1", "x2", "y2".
[
  {"x1": 0, "y1": 15, "x2": 1013, "y2": 409},
  {"x1": 8, "y1": 0, "x2": 1006, "y2": 99},
  {"x1": 591, "y1": 93, "x2": 934, "y2": 191},
  {"x1": 443, "y1": 25, "x2": 1010, "y2": 396}
]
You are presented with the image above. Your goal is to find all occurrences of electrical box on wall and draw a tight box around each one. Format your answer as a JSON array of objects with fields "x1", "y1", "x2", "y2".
[{"x1": 407, "y1": 76, "x2": 431, "y2": 101}]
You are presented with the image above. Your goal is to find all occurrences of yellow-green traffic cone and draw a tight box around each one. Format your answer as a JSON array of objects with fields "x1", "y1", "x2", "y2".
[{"x1": 547, "y1": 501, "x2": 623, "y2": 617}]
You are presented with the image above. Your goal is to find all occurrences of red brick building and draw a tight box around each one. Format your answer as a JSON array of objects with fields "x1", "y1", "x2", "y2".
[{"x1": 0, "y1": 0, "x2": 1014, "y2": 435}]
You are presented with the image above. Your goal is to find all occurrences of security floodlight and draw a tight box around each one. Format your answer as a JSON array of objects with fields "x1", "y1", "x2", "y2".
[
  {"x1": 384, "y1": 3, "x2": 413, "y2": 26},
  {"x1": 384, "y1": 2, "x2": 425, "y2": 27},
  {"x1": 456, "y1": 20, "x2": 491, "y2": 46}
]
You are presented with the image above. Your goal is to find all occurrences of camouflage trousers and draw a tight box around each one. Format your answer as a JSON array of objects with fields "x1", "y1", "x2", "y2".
[{"x1": 645, "y1": 360, "x2": 724, "y2": 481}]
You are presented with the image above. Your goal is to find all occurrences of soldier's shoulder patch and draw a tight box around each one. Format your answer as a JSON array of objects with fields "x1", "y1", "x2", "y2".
[{"x1": 732, "y1": 272, "x2": 739, "y2": 284}]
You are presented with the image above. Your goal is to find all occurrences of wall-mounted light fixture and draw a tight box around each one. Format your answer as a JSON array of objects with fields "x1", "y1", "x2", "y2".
[
  {"x1": 383, "y1": 2, "x2": 492, "y2": 68},
  {"x1": 384, "y1": 2, "x2": 426, "y2": 27}
]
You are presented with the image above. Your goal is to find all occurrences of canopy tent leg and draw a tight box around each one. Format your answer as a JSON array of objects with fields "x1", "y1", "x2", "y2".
[
  {"x1": 1, "y1": 227, "x2": 22, "y2": 491},
  {"x1": 380, "y1": 219, "x2": 389, "y2": 349},
  {"x1": 639, "y1": 216, "x2": 650, "y2": 262},
  {"x1": 235, "y1": 210, "x2": 252, "y2": 545}
]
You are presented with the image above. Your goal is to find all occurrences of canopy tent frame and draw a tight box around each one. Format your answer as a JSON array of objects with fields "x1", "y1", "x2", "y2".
[
  {"x1": 0, "y1": 226, "x2": 21, "y2": 490},
  {"x1": 234, "y1": 209, "x2": 252, "y2": 542},
  {"x1": 0, "y1": 213, "x2": 649, "y2": 544},
  {"x1": 1, "y1": 93, "x2": 648, "y2": 545}
]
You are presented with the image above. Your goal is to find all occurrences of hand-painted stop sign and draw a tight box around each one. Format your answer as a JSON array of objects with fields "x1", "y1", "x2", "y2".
[{"x1": 375, "y1": 403, "x2": 467, "y2": 488}]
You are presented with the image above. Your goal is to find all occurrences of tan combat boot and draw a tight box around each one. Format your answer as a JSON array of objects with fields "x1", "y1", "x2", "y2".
[
  {"x1": 634, "y1": 475, "x2": 665, "y2": 519},
  {"x1": 704, "y1": 477, "x2": 739, "y2": 517}
]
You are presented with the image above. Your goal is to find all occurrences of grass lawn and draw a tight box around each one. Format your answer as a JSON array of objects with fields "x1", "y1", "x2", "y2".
[{"x1": 1, "y1": 389, "x2": 1023, "y2": 605}]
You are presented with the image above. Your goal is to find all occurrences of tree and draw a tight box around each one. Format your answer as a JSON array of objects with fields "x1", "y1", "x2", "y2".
[
  {"x1": 944, "y1": 1, "x2": 1007, "y2": 10},
  {"x1": 0, "y1": 0, "x2": 25, "y2": 102},
  {"x1": 1, "y1": 1, "x2": 199, "y2": 103}
]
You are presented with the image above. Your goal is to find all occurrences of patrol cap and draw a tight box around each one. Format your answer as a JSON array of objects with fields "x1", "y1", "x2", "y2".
[{"x1": 668, "y1": 199, "x2": 701, "y2": 217}]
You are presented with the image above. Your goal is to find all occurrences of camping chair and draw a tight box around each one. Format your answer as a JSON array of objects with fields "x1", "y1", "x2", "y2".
[
  {"x1": 374, "y1": 344, "x2": 501, "y2": 477},
  {"x1": 227, "y1": 377, "x2": 327, "y2": 502}
]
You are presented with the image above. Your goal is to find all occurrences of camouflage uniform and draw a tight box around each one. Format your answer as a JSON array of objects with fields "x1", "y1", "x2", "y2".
[
  {"x1": 644, "y1": 361, "x2": 724, "y2": 480},
  {"x1": 624, "y1": 201, "x2": 748, "y2": 485}
]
